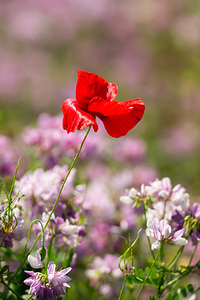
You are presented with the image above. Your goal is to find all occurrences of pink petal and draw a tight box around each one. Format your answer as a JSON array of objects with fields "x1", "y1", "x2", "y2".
[{"x1": 47, "y1": 261, "x2": 56, "y2": 277}]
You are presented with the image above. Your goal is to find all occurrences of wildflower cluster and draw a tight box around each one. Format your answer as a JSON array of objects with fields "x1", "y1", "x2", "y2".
[
  {"x1": 120, "y1": 177, "x2": 200, "y2": 299},
  {"x1": 0, "y1": 71, "x2": 199, "y2": 300},
  {"x1": 24, "y1": 253, "x2": 71, "y2": 300}
]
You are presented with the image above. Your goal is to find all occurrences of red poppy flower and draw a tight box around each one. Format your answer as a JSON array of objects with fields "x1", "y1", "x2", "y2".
[{"x1": 62, "y1": 71, "x2": 145, "y2": 138}]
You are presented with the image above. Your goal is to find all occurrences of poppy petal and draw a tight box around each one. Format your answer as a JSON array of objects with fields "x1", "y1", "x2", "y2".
[
  {"x1": 88, "y1": 97, "x2": 145, "y2": 138},
  {"x1": 76, "y1": 71, "x2": 118, "y2": 110},
  {"x1": 88, "y1": 97, "x2": 130, "y2": 116},
  {"x1": 62, "y1": 98, "x2": 98, "y2": 133}
]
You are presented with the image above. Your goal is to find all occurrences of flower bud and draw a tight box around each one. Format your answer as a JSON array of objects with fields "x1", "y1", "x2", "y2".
[{"x1": 39, "y1": 247, "x2": 46, "y2": 261}]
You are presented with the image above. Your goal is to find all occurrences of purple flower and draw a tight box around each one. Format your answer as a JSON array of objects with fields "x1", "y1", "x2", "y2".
[
  {"x1": 47, "y1": 262, "x2": 71, "y2": 288},
  {"x1": 24, "y1": 262, "x2": 71, "y2": 299},
  {"x1": 146, "y1": 217, "x2": 187, "y2": 250},
  {"x1": 23, "y1": 113, "x2": 102, "y2": 166},
  {"x1": 15, "y1": 165, "x2": 76, "y2": 212},
  {"x1": 86, "y1": 254, "x2": 122, "y2": 285},
  {"x1": 172, "y1": 203, "x2": 200, "y2": 244}
]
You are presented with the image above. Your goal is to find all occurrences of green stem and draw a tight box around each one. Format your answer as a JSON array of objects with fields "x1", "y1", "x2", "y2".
[
  {"x1": 136, "y1": 248, "x2": 161, "y2": 300},
  {"x1": 160, "y1": 241, "x2": 164, "y2": 262},
  {"x1": 23, "y1": 219, "x2": 45, "y2": 255},
  {"x1": 0, "y1": 232, "x2": 8, "y2": 248},
  {"x1": 1, "y1": 279, "x2": 24, "y2": 300},
  {"x1": 119, "y1": 229, "x2": 142, "y2": 271},
  {"x1": 167, "y1": 246, "x2": 184, "y2": 269},
  {"x1": 43, "y1": 126, "x2": 91, "y2": 232},
  {"x1": 13, "y1": 126, "x2": 91, "y2": 277},
  {"x1": 118, "y1": 275, "x2": 127, "y2": 300},
  {"x1": 188, "y1": 243, "x2": 198, "y2": 266},
  {"x1": 162, "y1": 268, "x2": 192, "y2": 291},
  {"x1": 46, "y1": 234, "x2": 54, "y2": 268}
]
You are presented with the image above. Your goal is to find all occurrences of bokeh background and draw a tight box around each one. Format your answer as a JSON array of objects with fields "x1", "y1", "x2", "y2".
[
  {"x1": 0, "y1": 0, "x2": 200, "y2": 194},
  {"x1": 1, "y1": 1, "x2": 200, "y2": 299}
]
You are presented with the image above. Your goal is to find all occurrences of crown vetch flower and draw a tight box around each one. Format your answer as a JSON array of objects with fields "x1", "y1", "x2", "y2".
[
  {"x1": 24, "y1": 262, "x2": 71, "y2": 299},
  {"x1": 62, "y1": 71, "x2": 145, "y2": 138},
  {"x1": 146, "y1": 217, "x2": 187, "y2": 250}
]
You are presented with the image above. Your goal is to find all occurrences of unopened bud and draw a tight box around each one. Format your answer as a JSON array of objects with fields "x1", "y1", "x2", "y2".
[{"x1": 39, "y1": 247, "x2": 46, "y2": 261}]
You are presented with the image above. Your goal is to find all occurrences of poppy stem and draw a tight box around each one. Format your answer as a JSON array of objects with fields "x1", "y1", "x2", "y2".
[{"x1": 12, "y1": 126, "x2": 91, "y2": 278}]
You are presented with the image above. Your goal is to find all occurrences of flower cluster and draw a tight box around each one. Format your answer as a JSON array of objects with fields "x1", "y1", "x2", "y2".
[
  {"x1": 86, "y1": 254, "x2": 122, "y2": 297},
  {"x1": 15, "y1": 165, "x2": 76, "y2": 210},
  {"x1": 23, "y1": 113, "x2": 102, "y2": 168},
  {"x1": 121, "y1": 177, "x2": 199, "y2": 249},
  {"x1": 172, "y1": 203, "x2": 200, "y2": 244},
  {"x1": 24, "y1": 258, "x2": 71, "y2": 299},
  {"x1": 146, "y1": 217, "x2": 187, "y2": 250},
  {"x1": 0, "y1": 197, "x2": 24, "y2": 248},
  {"x1": 14, "y1": 166, "x2": 87, "y2": 252}
]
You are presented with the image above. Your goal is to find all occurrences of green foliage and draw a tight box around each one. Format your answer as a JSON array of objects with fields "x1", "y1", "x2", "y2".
[
  {"x1": 180, "y1": 286, "x2": 187, "y2": 298},
  {"x1": 187, "y1": 284, "x2": 194, "y2": 293}
]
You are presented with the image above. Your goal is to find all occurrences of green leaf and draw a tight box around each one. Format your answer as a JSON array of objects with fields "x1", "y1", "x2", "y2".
[
  {"x1": 150, "y1": 267, "x2": 160, "y2": 285},
  {"x1": 172, "y1": 291, "x2": 179, "y2": 300},
  {"x1": 145, "y1": 267, "x2": 150, "y2": 275},
  {"x1": 187, "y1": 284, "x2": 194, "y2": 293},
  {"x1": 47, "y1": 245, "x2": 57, "y2": 264},
  {"x1": 131, "y1": 276, "x2": 144, "y2": 284},
  {"x1": 151, "y1": 267, "x2": 158, "y2": 279},
  {"x1": 138, "y1": 268, "x2": 144, "y2": 278},
  {"x1": 180, "y1": 286, "x2": 187, "y2": 297},
  {"x1": 149, "y1": 297, "x2": 155, "y2": 300},
  {"x1": 0, "y1": 265, "x2": 9, "y2": 275},
  {"x1": 163, "y1": 294, "x2": 172, "y2": 300},
  {"x1": 126, "y1": 275, "x2": 135, "y2": 284}
]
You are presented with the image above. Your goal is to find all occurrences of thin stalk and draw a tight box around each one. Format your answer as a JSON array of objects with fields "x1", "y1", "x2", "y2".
[
  {"x1": 162, "y1": 268, "x2": 192, "y2": 291},
  {"x1": 118, "y1": 275, "x2": 127, "y2": 300},
  {"x1": 188, "y1": 243, "x2": 198, "y2": 266},
  {"x1": 46, "y1": 234, "x2": 54, "y2": 268},
  {"x1": 167, "y1": 246, "x2": 184, "y2": 269},
  {"x1": 2, "y1": 279, "x2": 24, "y2": 300},
  {"x1": 43, "y1": 126, "x2": 91, "y2": 232},
  {"x1": 0, "y1": 232, "x2": 8, "y2": 248},
  {"x1": 119, "y1": 229, "x2": 142, "y2": 271},
  {"x1": 136, "y1": 248, "x2": 160, "y2": 300},
  {"x1": 23, "y1": 219, "x2": 45, "y2": 255},
  {"x1": 160, "y1": 241, "x2": 164, "y2": 262},
  {"x1": 12, "y1": 126, "x2": 91, "y2": 277}
]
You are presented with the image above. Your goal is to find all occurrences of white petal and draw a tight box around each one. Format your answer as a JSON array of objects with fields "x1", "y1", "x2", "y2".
[
  {"x1": 146, "y1": 228, "x2": 154, "y2": 237},
  {"x1": 120, "y1": 196, "x2": 133, "y2": 205},
  {"x1": 151, "y1": 241, "x2": 160, "y2": 250},
  {"x1": 28, "y1": 254, "x2": 43, "y2": 269},
  {"x1": 173, "y1": 237, "x2": 188, "y2": 246}
]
